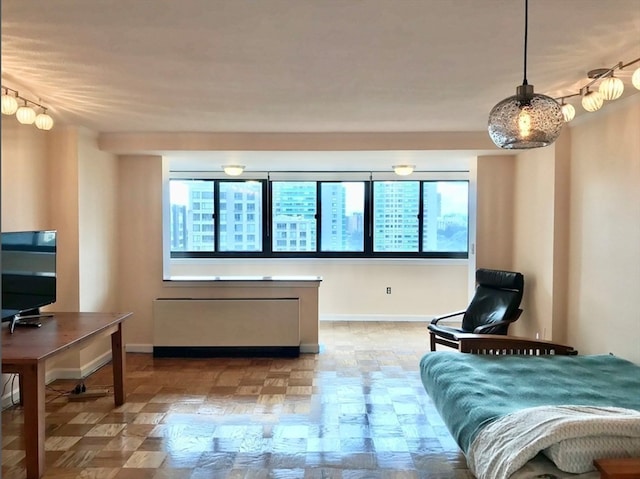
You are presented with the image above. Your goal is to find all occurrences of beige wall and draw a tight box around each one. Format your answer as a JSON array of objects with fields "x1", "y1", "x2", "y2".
[
  {"x1": 117, "y1": 155, "x2": 165, "y2": 346},
  {"x1": 77, "y1": 127, "x2": 120, "y2": 366},
  {"x1": 512, "y1": 143, "x2": 557, "y2": 339},
  {"x1": 116, "y1": 155, "x2": 469, "y2": 350},
  {"x1": 566, "y1": 96, "x2": 640, "y2": 362},
  {"x1": 502, "y1": 97, "x2": 639, "y2": 361},
  {"x1": 1, "y1": 120, "x2": 120, "y2": 380},
  {"x1": 169, "y1": 260, "x2": 468, "y2": 320},
  {"x1": 47, "y1": 127, "x2": 81, "y2": 312},
  {"x1": 4, "y1": 98, "x2": 639, "y2": 368},
  {"x1": 1, "y1": 116, "x2": 50, "y2": 230},
  {"x1": 475, "y1": 155, "x2": 515, "y2": 271},
  {"x1": 77, "y1": 127, "x2": 119, "y2": 312}
]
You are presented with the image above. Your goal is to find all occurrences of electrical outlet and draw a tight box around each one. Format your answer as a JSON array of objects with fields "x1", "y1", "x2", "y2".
[{"x1": 386, "y1": 287, "x2": 391, "y2": 294}]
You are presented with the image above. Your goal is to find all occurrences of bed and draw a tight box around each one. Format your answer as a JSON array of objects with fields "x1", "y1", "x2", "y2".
[{"x1": 419, "y1": 334, "x2": 640, "y2": 479}]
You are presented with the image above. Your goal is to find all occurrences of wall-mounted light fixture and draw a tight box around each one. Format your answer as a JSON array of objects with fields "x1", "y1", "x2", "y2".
[
  {"x1": 223, "y1": 165, "x2": 245, "y2": 176},
  {"x1": 1, "y1": 86, "x2": 54, "y2": 130},
  {"x1": 393, "y1": 165, "x2": 415, "y2": 176}
]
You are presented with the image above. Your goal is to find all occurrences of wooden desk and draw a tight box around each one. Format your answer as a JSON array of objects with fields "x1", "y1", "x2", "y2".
[
  {"x1": 594, "y1": 458, "x2": 640, "y2": 478},
  {"x1": 2, "y1": 312, "x2": 132, "y2": 479}
]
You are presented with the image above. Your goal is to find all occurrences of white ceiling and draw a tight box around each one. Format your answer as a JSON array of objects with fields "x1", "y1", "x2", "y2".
[{"x1": 2, "y1": 0, "x2": 639, "y2": 170}]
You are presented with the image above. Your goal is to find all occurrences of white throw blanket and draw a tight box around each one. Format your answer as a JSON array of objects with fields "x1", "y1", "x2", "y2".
[{"x1": 467, "y1": 405, "x2": 640, "y2": 479}]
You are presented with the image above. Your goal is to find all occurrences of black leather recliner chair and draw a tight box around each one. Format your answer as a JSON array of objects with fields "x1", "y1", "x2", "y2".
[{"x1": 428, "y1": 268, "x2": 524, "y2": 351}]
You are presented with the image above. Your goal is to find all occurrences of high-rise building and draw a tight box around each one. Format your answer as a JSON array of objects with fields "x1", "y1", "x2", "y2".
[{"x1": 373, "y1": 182, "x2": 420, "y2": 252}]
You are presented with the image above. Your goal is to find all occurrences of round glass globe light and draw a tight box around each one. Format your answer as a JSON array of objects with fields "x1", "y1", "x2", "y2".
[
  {"x1": 16, "y1": 105, "x2": 36, "y2": 124},
  {"x1": 598, "y1": 76, "x2": 624, "y2": 101},
  {"x1": 1, "y1": 94, "x2": 18, "y2": 115},
  {"x1": 561, "y1": 103, "x2": 575, "y2": 122},
  {"x1": 488, "y1": 92, "x2": 564, "y2": 149},
  {"x1": 581, "y1": 91, "x2": 603, "y2": 112},
  {"x1": 632, "y1": 68, "x2": 640, "y2": 91},
  {"x1": 35, "y1": 112, "x2": 54, "y2": 130}
]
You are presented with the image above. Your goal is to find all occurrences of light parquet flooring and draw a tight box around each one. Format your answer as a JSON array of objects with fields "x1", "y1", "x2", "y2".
[{"x1": 2, "y1": 321, "x2": 471, "y2": 479}]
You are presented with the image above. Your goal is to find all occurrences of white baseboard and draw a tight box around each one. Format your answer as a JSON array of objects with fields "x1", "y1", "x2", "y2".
[
  {"x1": 46, "y1": 349, "x2": 113, "y2": 382},
  {"x1": 2, "y1": 350, "x2": 113, "y2": 410},
  {"x1": 320, "y1": 314, "x2": 433, "y2": 322},
  {"x1": 126, "y1": 344, "x2": 153, "y2": 353}
]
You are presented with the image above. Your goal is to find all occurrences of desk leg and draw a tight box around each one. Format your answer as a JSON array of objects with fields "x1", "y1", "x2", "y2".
[
  {"x1": 22, "y1": 362, "x2": 45, "y2": 479},
  {"x1": 111, "y1": 323, "x2": 126, "y2": 406}
]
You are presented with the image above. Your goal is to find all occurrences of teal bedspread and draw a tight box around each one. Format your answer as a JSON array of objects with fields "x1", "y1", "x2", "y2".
[{"x1": 419, "y1": 353, "x2": 640, "y2": 453}]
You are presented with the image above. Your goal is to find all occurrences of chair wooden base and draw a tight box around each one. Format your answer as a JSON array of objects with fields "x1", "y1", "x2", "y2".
[{"x1": 455, "y1": 334, "x2": 578, "y2": 356}]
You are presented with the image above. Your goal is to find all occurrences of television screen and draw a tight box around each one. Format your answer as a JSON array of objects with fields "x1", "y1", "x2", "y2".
[{"x1": 1, "y1": 230, "x2": 57, "y2": 321}]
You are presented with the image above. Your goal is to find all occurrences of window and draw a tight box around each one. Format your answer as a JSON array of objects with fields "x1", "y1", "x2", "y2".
[
  {"x1": 272, "y1": 182, "x2": 316, "y2": 252},
  {"x1": 219, "y1": 182, "x2": 263, "y2": 252},
  {"x1": 423, "y1": 181, "x2": 468, "y2": 253},
  {"x1": 373, "y1": 182, "x2": 419, "y2": 252},
  {"x1": 169, "y1": 177, "x2": 468, "y2": 258},
  {"x1": 169, "y1": 180, "x2": 214, "y2": 252},
  {"x1": 321, "y1": 182, "x2": 364, "y2": 252}
]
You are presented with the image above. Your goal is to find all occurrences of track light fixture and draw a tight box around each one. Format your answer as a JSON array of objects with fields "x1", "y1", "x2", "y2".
[
  {"x1": 555, "y1": 58, "x2": 640, "y2": 122},
  {"x1": 1, "y1": 86, "x2": 54, "y2": 130}
]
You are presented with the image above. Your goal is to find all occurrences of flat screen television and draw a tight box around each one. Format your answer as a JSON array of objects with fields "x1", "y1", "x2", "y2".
[{"x1": 1, "y1": 230, "x2": 57, "y2": 329}]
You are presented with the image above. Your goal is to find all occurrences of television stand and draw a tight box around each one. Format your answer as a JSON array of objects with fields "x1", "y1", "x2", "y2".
[{"x1": 10, "y1": 313, "x2": 53, "y2": 334}]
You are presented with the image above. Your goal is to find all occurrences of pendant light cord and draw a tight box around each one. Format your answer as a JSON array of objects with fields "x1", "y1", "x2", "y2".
[{"x1": 523, "y1": 0, "x2": 528, "y2": 85}]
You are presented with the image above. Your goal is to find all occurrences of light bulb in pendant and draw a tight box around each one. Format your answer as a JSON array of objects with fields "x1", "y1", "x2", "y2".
[{"x1": 517, "y1": 109, "x2": 532, "y2": 138}]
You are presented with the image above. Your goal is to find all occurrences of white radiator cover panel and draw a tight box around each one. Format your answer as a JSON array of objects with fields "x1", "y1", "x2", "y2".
[{"x1": 153, "y1": 298, "x2": 300, "y2": 347}]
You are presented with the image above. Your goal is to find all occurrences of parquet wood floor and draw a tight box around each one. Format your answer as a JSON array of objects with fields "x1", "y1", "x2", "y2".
[{"x1": 2, "y1": 321, "x2": 471, "y2": 479}]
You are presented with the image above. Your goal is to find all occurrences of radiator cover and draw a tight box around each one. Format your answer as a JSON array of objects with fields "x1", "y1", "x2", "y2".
[{"x1": 153, "y1": 298, "x2": 300, "y2": 357}]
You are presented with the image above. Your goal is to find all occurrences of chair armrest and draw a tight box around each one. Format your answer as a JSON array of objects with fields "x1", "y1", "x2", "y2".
[
  {"x1": 430, "y1": 310, "x2": 465, "y2": 325},
  {"x1": 452, "y1": 333, "x2": 578, "y2": 356}
]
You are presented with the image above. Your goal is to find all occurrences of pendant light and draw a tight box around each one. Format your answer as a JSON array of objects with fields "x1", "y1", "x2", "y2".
[{"x1": 488, "y1": 0, "x2": 563, "y2": 149}]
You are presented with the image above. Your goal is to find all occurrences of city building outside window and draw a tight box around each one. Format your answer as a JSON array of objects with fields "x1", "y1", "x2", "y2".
[{"x1": 169, "y1": 177, "x2": 468, "y2": 258}]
